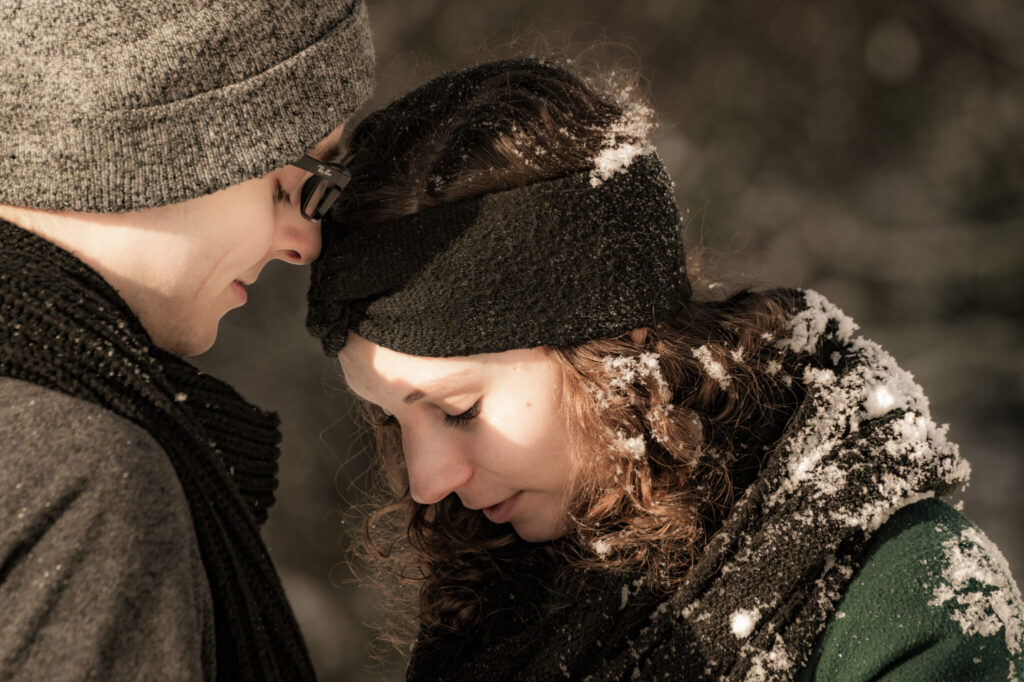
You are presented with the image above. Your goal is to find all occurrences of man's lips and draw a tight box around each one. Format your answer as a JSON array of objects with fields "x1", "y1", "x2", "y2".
[{"x1": 482, "y1": 491, "x2": 523, "y2": 524}]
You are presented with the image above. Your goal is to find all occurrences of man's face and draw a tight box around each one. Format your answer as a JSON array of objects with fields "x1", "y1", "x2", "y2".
[{"x1": 101, "y1": 127, "x2": 345, "y2": 356}]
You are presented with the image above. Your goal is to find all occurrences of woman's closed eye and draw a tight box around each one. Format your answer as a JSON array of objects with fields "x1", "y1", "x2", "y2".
[{"x1": 443, "y1": 400, "x2": 481, "y2": 428}]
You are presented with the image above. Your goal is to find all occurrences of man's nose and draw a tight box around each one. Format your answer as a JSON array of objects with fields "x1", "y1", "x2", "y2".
[
  {"x1": 404, "y1": 431, "x2": 474, "y2": 505},
  {"x1": 272, "y1": 203, "x2": 322, "y2": 265}
]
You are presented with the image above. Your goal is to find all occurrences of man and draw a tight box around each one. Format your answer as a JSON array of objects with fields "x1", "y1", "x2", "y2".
[{"x1": 0, "y1": 1, "x2": 374, "y2": 679}]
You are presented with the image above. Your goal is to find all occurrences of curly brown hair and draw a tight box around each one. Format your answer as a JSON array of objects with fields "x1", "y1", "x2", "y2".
[{"x1": 335, "y1": 58, "x2": 801, "y2": 648}]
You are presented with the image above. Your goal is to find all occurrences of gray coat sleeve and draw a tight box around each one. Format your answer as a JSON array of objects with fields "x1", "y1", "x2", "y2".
[{"x1": 0, "y1": 378, "x2": 215, "y2": 681}]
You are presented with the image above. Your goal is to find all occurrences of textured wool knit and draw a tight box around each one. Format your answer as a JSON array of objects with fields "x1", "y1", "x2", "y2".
[
  {"x1": 0, "y1": 0, "x2": 374, "y2": 211},
  {"x1": 402, "y1": 290, "x2": 1023, "y2": 681},
  {"x1": 0, "y1": 220, "x2": 313, "y2": 681},
  {"x1": 307, "y1": 152, "x2": 689, "y2": 358}
]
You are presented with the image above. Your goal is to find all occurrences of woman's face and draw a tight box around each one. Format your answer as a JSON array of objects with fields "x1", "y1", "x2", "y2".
[{"x1": 338, "y1": 333, "x2": 575, "y2": 542}]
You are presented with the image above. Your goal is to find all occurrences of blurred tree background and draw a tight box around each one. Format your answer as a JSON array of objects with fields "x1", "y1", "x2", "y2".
[{"x1": 193, "y1": 1, "x2": 1024, "y2": 679}]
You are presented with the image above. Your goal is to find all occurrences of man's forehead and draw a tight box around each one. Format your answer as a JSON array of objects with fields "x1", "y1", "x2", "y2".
[{"x1": 310, "y1": 124, "x2": 346, "y2": 160}]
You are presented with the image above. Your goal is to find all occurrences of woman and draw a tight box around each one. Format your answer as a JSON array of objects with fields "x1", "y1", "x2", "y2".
[{"x1": 307, "y1": 59, "x2": 1024, "y2": 680}]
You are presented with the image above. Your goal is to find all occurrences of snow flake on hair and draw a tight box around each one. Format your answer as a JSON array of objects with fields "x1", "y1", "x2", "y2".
[
  {"x1": 593, "y1": 538, "x2": 612, "y2": 558},
  {"x1": 645, "y1": 403, "x2": 677, "y2": 444},
  {"x1": 615, "y1": 432, "x2": 647, "y2": 460},
  {"x1": 691, "y1": 345, "x2": 731, "y2": 389},
  {"x1": 603, "y1": 352, "x2": 671, "y2": 401}
]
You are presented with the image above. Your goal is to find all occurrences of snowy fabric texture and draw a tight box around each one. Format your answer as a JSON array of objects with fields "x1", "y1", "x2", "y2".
[
  {"x1": 308, "y1": 152, "x2": 688, "y2": 358},
  {"x1": 407, "y1": 289, "x2": 972, "y2": 682},
  {"x1": 588, "y1": 102, "x2": 654, "y2": 187},
  {"x1": 930, "y1": 526, "x2": 1024, "y2": 658}
]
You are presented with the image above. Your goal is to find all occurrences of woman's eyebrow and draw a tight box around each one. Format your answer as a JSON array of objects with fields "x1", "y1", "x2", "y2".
[{"x1": 403, "y1": 368, "x2": 475, "y2": 404}]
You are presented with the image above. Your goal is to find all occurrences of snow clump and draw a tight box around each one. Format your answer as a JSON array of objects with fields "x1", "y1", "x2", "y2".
[
  {"x1": 774, "y1": 289, "x2": 858, "y2": 354},
  {"x1": 930, "y1": 526, "x2": 1024, "y2": 656},
  {"x1": 603, "y1": 352, "x2": 671, "y2": 401},
  {"x1": 743, "y1": 633, "x2": 792, "y2": 680},
  {"x1": 589, "y1": 102, "x2": 654, "y2": 187},
  {"x1": 691, "y1": 345, "x2": 731, "y2": 389},
  {"x1": 615, "y1": 432, "x2": 647, "y2": 460},
  {"x1": 730, "y1": 608, "x2": 761, "y2": 638},
  {"x1": 863, "y1": 385, "x2": 897, "y2": 419},
  {"x1": 620, "y1": 583, "x2": 632, "y2": 610},
  {"x1": 766, "y1": 301, "x2": 967, "y2": 521}
]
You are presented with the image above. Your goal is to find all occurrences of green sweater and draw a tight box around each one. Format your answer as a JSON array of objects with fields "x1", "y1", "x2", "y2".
[{"x1": 799, "y1": 498, "x2": 1023, "y2": 681}]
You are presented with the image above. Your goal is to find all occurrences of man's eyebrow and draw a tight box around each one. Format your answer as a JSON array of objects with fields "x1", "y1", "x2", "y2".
[{"x1": 403, "y1": 369, "x2": 475, "y2": 404}]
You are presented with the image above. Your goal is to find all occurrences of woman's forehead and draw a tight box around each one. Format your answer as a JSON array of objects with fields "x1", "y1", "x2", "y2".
[
  {"x1": 338, "y1": 335, "x2": 481, "y2": 398},
  {"x1": 339, "y1": 336, "x2": 551, "y2": 399}
]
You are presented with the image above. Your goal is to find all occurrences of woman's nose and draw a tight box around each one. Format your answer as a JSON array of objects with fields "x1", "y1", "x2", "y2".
[{"x1": 404, "y1": 433, "x2": 473, "y2": 505}]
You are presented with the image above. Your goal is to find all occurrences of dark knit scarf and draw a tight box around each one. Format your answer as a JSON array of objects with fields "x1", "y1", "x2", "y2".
[
  {"x1": 0, "y1": 221, "x2": 315, "y2": 681},
  {"x1": 407, "y1": 290, "x2": 970, "y2": 682}
]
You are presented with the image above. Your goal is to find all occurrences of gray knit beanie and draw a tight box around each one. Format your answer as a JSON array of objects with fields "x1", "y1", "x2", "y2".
[{"x1": 0, "y1": 0, "x2": 375, "y2": 212}]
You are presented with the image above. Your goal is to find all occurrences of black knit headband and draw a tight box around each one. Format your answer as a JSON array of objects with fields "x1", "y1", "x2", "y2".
[{"x1": 307, "y1": 152, "x2": 690, "y2": 358}]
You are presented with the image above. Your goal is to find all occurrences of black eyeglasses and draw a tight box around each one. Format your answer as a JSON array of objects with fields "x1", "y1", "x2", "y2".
[{"x1": 289, "y1": 154, "x2": 351, "y2": 220}]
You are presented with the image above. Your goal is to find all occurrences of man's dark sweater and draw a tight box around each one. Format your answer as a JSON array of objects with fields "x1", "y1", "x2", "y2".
[
  {"x1": 0, "y1": 378, "x2": 215, "y2": 678},
  {"x1": 0, "y1": 221, "x2": 314, "y2": 680}
]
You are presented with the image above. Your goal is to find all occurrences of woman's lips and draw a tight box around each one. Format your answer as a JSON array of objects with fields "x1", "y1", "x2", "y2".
[
  {"x1": 232, "y1": 280, "x2": 248, "y2": 303},
  {"x1": 482, "y1": 491, "x2": 523, "y2": 524}
]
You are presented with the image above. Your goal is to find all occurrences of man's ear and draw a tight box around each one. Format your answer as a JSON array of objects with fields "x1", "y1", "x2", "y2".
[{"x1": 629, "y1": 328, "x2": 648, "y2": 345}]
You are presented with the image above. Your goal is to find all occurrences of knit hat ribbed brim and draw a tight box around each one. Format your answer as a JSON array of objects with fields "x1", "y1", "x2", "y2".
[{"x1": 0, "y1": 0, "x2": 375, "y2": 212}]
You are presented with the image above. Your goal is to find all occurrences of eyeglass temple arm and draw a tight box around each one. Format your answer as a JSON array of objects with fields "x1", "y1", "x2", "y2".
[{"x1": 291, "y1": 154, "x2": 351, "y2": 187}]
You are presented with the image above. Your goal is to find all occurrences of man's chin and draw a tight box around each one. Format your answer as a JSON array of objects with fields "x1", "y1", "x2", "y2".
[
  {"x1": 153, "y1": 322, "x2": 219, "y2": 358},
  {"x1": 181, "y1": 336, "x2": 217, "y2": 358}
]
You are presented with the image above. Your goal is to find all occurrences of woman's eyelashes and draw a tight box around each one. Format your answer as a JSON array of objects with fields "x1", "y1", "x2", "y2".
[
  {"x1": 443, "y1": 400, "x2": 481, "y2": 428},
  {"x1": 375, "y1": 401, "x2": 481, "y2": 429}
]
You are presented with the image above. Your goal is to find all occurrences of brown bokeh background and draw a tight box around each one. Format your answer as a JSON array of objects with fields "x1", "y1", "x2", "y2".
[{"x1": 193, "y1": 2, "x2": 1024, "y2": 679}]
